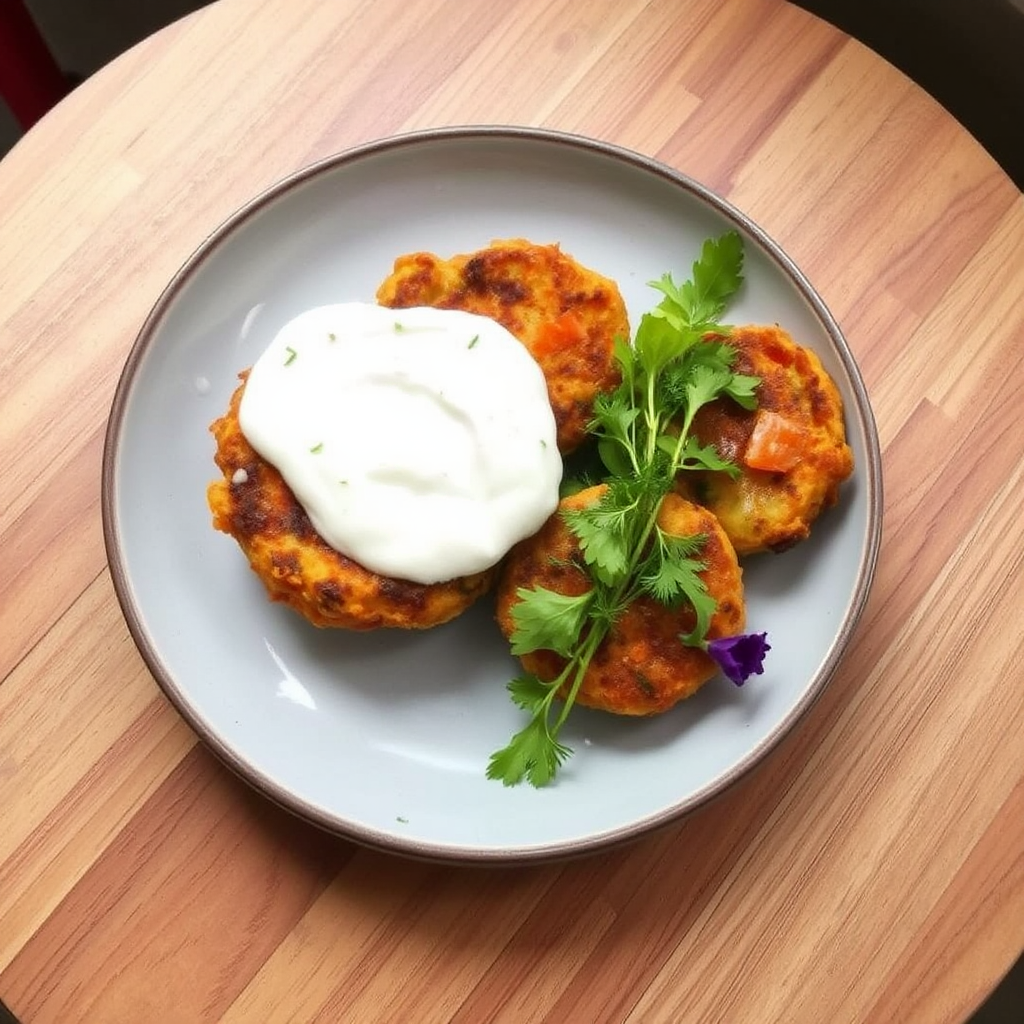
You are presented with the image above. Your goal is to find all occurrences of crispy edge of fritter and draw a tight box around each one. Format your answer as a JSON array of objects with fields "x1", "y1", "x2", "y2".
[
  {"x1": 495, "y1": 484, "x2": 746, "y2": 716},
  {"x1": 683, "y1": 324, "x2": 855, "y2": 555},
  {"x1": 375, "y1": 238, "x2": 627, "y2": 452},
  {"x1": 207, "y1": 373, "x2": 496, "y2": 630}
]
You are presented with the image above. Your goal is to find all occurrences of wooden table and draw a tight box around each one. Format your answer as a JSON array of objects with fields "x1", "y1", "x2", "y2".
[{"x1": 2, "y1": 0, "x2": 1022, "y2": 1021}]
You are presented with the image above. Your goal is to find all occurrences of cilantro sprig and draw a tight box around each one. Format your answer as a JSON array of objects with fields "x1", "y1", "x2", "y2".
[{"x1": 487, "y1": 232, "x2": 764, "y2": 788}]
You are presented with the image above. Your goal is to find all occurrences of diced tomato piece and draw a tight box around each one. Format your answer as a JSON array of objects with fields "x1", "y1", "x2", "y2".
[
  {"x1": 534, "y1": 312, "x2": 584, "y2": 357},
  {"x1": 744, "y1": 410, "x2": 807, "y2": 472}
]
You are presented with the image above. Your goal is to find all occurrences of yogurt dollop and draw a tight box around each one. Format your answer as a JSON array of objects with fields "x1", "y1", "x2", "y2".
[{"x1": 239, "y1": 303, "x2": 562, "y2": 584}]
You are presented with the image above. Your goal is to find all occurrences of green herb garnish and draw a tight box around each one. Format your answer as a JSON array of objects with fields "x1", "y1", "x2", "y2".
[
  {"x1": 284, "y1": 346, "x2": 297, "y2": 365},
  {"x1": 310, "y1": 442, "x2": 324, "y2": 454},
  {"x1": 468, "y1": 334, "x2": 480, "y2": 349},
  {"x1": 487, "y1": 232, "x2": 759, "y2": 788}
]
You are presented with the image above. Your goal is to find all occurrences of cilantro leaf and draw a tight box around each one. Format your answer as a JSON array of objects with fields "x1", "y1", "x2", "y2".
[
  {"x1": 637, "y1": 530, "x2": 708, "y2": 608},
  {"x1": 676, "y1": 437, "x2": 741, "y2": 477},
  {"x1": 507, "y1": 673, "x2": 554, "y2": 715},
  {"x1": 486, "y1": 717, "x2": 572, "y2": 787},
  {"x1": 597, "y1": 437, "x2": 633, "y2": 479},
  {"x1": 612, "y1": 335, "x2": 637, "y2": 393},
  {"x1": 509, "y1": 587, "x2": 592, "y2": 657},
  {"x1": 723, "y1": 372, "x2": 761, "y2": 410},
  {"x1": 685, "y1": 364, "x2": 734, "y2": 416},
  {"x1": 592, "y1": 389, "x2": 639, "y2": 438},
  {"x1": 683, "y1": 338, "x2": 737, "y2": 374},
  {"x1": 679, "y1": 584, "x2": 719, "y2": 645},
  {"x1": 564, "y1": 510, "x2": 630, "y2": 586},
  {"x1": 592, "y1": 390, "x2": 639, "y2": 477},
  {"x1": 562, "y1": 483, "x2": 644, "y2": 586}
]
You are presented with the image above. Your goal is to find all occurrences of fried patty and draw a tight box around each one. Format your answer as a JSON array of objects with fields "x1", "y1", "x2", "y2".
[
  {"x1": 375, "y1": 238, "x2": 627, "y2": 452},
  {"x1": 496, "y1": 485, "x2": 746, "y2": 716},
  {"x1": 682, "y1": 325, "x2": 855, "y2": 555},
  {"x1": 207, "y1": 373, "x2": 496, "y2": 629}
]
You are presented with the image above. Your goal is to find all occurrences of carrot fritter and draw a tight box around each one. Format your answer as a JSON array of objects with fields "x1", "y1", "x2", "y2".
[
  {"x1": 375, "y1": 238, "x2": 627, "y2": 452},
  {"x1": 682, "y1": 324, "x2": 855, "y2": 555},
  {"x1": 495, "y1": 485, "x2": 746, "y2": 716},
  {"x1": 207, "y1": 373, "x2": 495, "y2": 629}
]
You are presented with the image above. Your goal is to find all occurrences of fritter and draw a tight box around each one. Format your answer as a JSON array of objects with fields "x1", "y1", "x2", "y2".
[
  {"x1": 375, "y1": 238, "x2": 628, "y2": 452},
  {"x1": 683, "y1": 324, "x2": 854, "y2": 555},
  {"x1": 496, "y1": 485, "x2": 746, "y2": 716},
  {"x1": 207, "y1": 373, "x2": 495, "y2": 629}
]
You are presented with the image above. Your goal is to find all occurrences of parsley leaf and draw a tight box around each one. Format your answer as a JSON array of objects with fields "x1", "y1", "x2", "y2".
[
  {"x1": 634, "y1": 312, "x2": 692, "y2": 377},
  {"x1": 650, "y1": 232, "x2": 746, "y2": 331}
]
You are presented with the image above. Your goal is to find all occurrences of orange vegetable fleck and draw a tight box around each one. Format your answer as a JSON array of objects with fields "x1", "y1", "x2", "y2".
[
  {"x1": 534, "y1": 312, "x2": 584, "y2": 357},
  {"x1": 744, "y1": 410, "x2": 807, "y2": 472}
]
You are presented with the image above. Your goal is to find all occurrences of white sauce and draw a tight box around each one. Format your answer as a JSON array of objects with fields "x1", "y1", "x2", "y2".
[{"x1": 239, "y1": 303, "x2": 562, "y2": 584}]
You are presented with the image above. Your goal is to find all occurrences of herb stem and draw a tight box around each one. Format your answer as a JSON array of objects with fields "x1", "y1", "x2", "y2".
[
  {"x1": 551, "y1": 623, "x2": 608, "y2": 733},
  {"x1": 644, "y1": 372, "x2": 660, "y2": 466}
]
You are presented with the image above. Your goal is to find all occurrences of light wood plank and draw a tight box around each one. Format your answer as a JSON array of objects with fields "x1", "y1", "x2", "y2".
[{"x1": 2, "y1": 0, "x2": 1022, "y2": 1021}]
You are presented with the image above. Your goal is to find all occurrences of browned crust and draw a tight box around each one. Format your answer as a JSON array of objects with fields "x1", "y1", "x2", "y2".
[
  {"x1": 375, "y1": 238, "x2": 628, "y2": 452},
  {"x1": 495, "y1": 485, "x2": 746, "y2": 716},
  {"x1": 683, "y1": 324, "x2": 855, "y2": 555},
  {"x1": 207, "y1": 373, "x2": 495, "y2": 629}
]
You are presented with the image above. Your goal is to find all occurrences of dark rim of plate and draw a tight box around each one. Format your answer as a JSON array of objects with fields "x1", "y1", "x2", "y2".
[{"x1": 100, "y1": 125, "x2": 884, "y2": 864}]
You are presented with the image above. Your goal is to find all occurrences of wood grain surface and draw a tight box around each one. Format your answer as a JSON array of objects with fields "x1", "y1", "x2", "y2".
[{"x1": 2, "y1": 0, "x2": 1023, "y2": 1021}]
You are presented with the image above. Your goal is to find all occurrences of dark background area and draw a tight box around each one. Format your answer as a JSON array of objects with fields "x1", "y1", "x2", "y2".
[
  {"x1": 790, "y1": 0, "x2": 1024, "y2": 189},
  {"x1": 2, "y1": 0, "x2": 1024, "y2": 188},
  {"x1": 1, "y1": 0, "x2": 1021, "y2": 1021}
]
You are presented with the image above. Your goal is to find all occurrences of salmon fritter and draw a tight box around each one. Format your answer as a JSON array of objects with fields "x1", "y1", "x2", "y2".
[
  {"x1": 496, "y1": 485, "x2": 746, "y2": 716},
  {"x1": 207, "y1": 373, "x2": 496, "y2": 630},
  {"x1": 375, "y1": 238, "x2": 628, "y2": 452},
  {"x1": 682, "y1": 324, "x2": 855, "y2": 555}
]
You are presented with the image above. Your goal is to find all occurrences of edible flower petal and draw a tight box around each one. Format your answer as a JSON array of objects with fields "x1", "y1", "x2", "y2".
[{"x1": 707, "y1": 632, "x2": 771, "y2": 686}]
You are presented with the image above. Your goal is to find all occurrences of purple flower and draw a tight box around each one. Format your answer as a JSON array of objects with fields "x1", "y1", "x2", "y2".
[{"x1": 707, "y1": 632, "x2": 771, "y2": 686}]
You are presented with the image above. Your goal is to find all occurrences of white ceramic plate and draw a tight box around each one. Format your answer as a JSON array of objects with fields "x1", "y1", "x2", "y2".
[{"x1": 103, "y1": 127, "x2": 882, "y2": 862}]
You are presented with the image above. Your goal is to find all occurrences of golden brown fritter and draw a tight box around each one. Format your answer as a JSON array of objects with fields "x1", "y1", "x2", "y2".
[
  {"x1": 207, "y1": 373, "x2": 495, "y2": 629},
  {"x1": 682, "y1": 324, "x2": 854, "y2": 555},
  {"x1": 375, "y1": 238, "x2": 627, "y2": 452},
  {"x1": 496, "y1": 485, "x2": 746, "y2": 716}
]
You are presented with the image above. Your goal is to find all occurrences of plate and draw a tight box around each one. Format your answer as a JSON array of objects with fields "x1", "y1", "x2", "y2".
[{"x1": 102, "y1": 127, "x2": 882, "y2": 862}]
